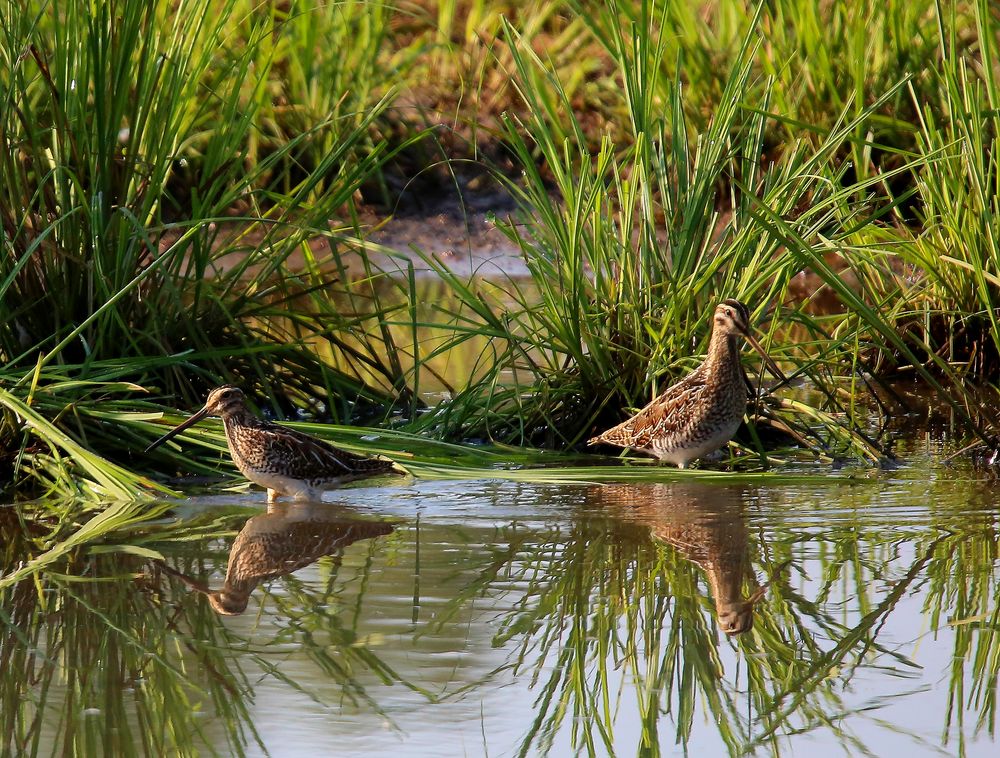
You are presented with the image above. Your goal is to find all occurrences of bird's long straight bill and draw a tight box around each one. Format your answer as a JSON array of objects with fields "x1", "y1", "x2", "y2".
[
  {"x1": 144, "y1": 406, "x2": 211, "y2": 453},
  {"x1": 744, "y1": 332, "x2": 788, "y2": 384}
]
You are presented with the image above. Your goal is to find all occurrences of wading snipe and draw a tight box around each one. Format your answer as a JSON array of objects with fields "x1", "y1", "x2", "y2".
[
  {"x1": 146, "y1": 386, "x2": 405, "y2": 502},
  {"x1": 588, "y1": 299, "x2": 786, "y2": 468}
]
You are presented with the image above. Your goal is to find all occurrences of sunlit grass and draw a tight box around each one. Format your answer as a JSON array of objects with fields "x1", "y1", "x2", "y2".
[
  {"x1": 390, "y1": 2, "x2": 906, "y2": 462},
  {"x1": 0, "y1": 0, "x2": 423, "y2": 497},
  {"x1": 4, "y1": 0, "x2": 1000, "y2": 496}
]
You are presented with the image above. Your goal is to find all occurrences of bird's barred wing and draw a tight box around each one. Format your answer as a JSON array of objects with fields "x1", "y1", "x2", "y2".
[
  {"x1": 589, "y1": 376, "x2": 709, "y2": 449},
  {"x1": 259, "y1": 424, "x2": 397, "y2": 479}
]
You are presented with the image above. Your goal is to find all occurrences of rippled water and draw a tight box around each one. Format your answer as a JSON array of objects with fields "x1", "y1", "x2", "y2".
[{"x1": 3, "y1": 448, "x2": 1000, "y2": 757}]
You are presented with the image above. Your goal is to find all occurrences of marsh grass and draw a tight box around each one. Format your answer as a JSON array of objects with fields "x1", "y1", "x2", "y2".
[
  {"x1": 897, "y1": 0, "x2": 1000, "y2": 375},
  {"x1": 395, "y1": 0, "x2": 1000, "y2": 459},
  {"x1": 5, "y1": 0, "x2": 1000, "y2": 497},
  {"x1": 0, "y1": 0, "x2": 407, "y2": 397},
  {"x1": 0, "y1": 0, "x2": 428, "y2": 497},
  {"x1": 392, "y1": 2, "x2": 904, "y2": 463}
]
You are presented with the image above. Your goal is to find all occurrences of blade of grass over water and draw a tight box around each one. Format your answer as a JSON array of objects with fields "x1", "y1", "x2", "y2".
[
  {"x1": 141, "y1": 410, "x2": 857, "y2": 487},
  {"x1": 0, "y1": 381, "x2": 170, "y2": 501}
]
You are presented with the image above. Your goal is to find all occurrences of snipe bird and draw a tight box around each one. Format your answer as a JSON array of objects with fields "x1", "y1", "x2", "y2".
[
  {"x1": 146, "y1": 386, "x2": 405, "y2": 502},
  {"x1": 588, "y1": 299, "x2": 786, "y2": 468}
]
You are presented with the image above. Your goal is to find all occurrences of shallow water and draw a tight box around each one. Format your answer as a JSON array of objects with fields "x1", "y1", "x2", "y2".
[{"x1": 3, "y1": 446, "x2": 1000, "y2": 757}]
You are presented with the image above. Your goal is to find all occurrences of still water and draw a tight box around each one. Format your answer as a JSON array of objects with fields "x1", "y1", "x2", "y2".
[{"x1": 2, "y1": 448, "x2": 999, "y2": 757}]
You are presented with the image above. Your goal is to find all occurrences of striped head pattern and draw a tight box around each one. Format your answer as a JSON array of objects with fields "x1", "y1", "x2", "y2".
[{"x1": 713, "y1": 299, "x2": 751, "y2": 336}]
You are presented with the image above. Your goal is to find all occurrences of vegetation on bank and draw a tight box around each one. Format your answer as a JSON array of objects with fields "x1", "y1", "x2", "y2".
[{"x1": 2, "y1": 0, "x2": 1000, "y2": 499}]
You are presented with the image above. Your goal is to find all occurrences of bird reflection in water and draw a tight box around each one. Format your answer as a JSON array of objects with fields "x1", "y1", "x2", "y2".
[
  {"x1": 592, "y1": 481, "x2": 765, "y2": 635},
  {"x1": 159, "y1": 502, "x2": 394, "y2": 615}
]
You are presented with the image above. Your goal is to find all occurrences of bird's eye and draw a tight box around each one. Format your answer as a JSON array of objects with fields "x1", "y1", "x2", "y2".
[{"x1": 725, "y1": 308, "x2": 732, "y2": 317}]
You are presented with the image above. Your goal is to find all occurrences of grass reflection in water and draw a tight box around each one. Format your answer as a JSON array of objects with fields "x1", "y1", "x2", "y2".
[{"x1": 0, "y1": 469, "x2": 999, "y2": 756}]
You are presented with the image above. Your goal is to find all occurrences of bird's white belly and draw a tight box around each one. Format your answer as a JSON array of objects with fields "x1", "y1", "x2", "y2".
[
  {"x1": 245, "y1": 469, "x2": 318, "y2": 500},
  {"x1": 652, "y1": 417, "x2": 743, "y2": 466}
]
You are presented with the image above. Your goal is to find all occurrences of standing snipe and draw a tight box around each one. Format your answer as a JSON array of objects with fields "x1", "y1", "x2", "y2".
[
  {"x1": 588, "y1": 299, "x2": 786, "y2": 468},
  {"x1": 146, "y1": 386, "x2": 405, "y2": 501}
]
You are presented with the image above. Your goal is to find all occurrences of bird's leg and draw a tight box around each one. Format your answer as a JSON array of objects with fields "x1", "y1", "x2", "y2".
[
  {"x1": 267, "y1": 488, "x2": 279, "y2": 504},
  {"x1": 294, "y1": 488, "x2": 322, "y2": 503}
]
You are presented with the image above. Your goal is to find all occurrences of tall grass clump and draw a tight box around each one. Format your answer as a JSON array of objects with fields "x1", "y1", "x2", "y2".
[
  {"x1": 387, "y1": 0, "x2": 1000, "y2": 453},
  {"x1": 404, "y1": 1, "x2": 909, "y2": 461},
  {"x1": 747, "y1": 0, "x2": 1000, "y2": 445},
  {"x1": 0, "y1": 0, "x2": 407, "y2": 391},
  {"x1": 0, "y1": 0, "x2": 428, "y2": 497},
  {"x1": 897, "y1": 0, "x2": 1000, "y2": 378}
]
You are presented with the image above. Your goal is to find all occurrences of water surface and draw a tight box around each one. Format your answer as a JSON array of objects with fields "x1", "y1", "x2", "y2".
[{"x1": 2, "y1": 449, "x2": 999, "y2": 757}]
